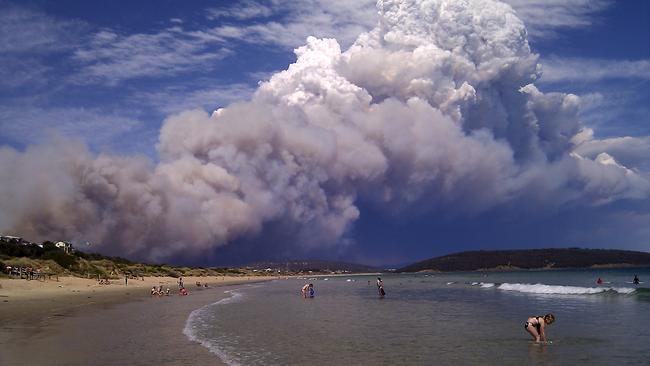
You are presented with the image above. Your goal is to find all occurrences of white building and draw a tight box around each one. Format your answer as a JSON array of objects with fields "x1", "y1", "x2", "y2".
[{"x1": 55, "y1": 241, "x2": 74, "y2": 254}]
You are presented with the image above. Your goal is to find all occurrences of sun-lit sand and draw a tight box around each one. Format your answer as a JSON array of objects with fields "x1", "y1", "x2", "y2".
[
  {"x1": 0, "y1": 275, "x2": 278, "y2": 365},
  {"x1": 0, "y1": 274, "x2": 273, "y2": 301}
]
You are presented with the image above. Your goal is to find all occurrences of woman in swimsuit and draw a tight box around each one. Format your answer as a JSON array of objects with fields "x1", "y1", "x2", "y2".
[{"x1": 524, "y1": 314, "x2": 555, "y2": 342}]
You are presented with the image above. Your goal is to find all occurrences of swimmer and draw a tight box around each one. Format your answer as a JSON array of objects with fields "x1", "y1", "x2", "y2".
[{"x1": 524, "y1": 314, "x2": 555, "y2": 342}]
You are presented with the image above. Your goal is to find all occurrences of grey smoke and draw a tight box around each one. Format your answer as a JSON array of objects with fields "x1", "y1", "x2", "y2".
[{"x1": 1, "y1": 0, "x2": 648, "y2": 261}]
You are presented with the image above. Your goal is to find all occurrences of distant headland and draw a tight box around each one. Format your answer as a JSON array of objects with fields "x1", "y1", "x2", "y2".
[{"x1": 398, "y1": 248, "x2": 650, "y2": 273}]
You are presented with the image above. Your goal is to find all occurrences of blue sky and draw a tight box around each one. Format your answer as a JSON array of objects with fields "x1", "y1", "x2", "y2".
[{"x1": 1, "y1": 0, "x2": 649, "y2": 266}]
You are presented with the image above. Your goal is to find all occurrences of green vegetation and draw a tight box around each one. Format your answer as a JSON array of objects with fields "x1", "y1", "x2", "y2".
[
  {"x1": 399, "y1": 248, "x2": 650, "y2": 272},
  {"x1": 1, "y1": 242, "x2": 252, "y2": 278}
]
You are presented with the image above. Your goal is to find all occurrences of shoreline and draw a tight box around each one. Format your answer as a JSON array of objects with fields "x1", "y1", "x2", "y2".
[
  {"x1": 406, "y1": 264, "x2": 650, "y2": 274},
  {"x1": 0, "y1": 275, "x2": 277, "y2": 366}
]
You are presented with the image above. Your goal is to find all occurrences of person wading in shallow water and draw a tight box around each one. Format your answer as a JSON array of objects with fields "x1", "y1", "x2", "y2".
[
  {"x1": 524, "y1": 314, "x2": 555, "y2": 342},
  {"x1": 376, "y1": 277, "x2": 385, "y2": 297},
  {"x1": 301, "y1": 283, "x2": 314, "y2": 298}
]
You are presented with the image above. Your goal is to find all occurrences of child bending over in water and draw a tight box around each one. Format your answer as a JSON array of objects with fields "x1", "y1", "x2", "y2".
[
  {"x1": 301, "y1": 283, "x2": 314, "y2": 298},
  {"x1": 524, "y1": 314, "x2": 555, "y2": 342}
]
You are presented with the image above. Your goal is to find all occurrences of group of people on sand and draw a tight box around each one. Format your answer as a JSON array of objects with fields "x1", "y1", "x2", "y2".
[{"x1": 150, "y1": 285, "x2": 171, "y2": 296}]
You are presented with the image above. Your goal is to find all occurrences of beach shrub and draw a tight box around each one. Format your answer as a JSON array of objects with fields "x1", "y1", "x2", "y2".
[
  {"x1": 0, "y1": 243, "x2": 45, "y2": 258},
  {"x1": 43, "y1": 250, "x2": 77, "y2": 269},
  {"x1": 76, "y1": 258, "x2": 108, "y2": 278},
  {"x1": 165, "y1": 268, "x2": 181, "y2": 278},
  {"x1": 42, "y1": 241, "x2": 57, "y2": 251}
]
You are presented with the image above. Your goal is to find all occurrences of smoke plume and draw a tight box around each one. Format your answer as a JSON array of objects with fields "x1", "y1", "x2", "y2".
[{"x1": 1, "y1": 0, "x2": 648, "y2": 261}]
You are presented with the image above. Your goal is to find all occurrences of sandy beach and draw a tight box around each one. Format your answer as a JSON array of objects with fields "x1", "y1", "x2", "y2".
[{"x1": 0, "y1": 275, "x2": 276, "y2": 366}]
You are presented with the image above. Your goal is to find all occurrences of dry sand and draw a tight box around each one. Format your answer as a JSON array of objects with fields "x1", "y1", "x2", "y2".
[{"x1": 0, "y1": 275, "x2": 277, "y2": 365}]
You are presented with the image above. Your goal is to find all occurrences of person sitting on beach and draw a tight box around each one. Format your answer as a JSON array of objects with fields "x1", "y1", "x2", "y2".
[
  {"x1": 524, "y1": 314, "x2": 555, "y2": 342},
  {"x1": 151, "y1": 286, "x2": 158, "y2": 296},
  {"x1": 165, "y1": 288, "x2": 171, "y2": 296},
  {"x1": 180, "y1": 287, "x2": 188, "y2": 296}
]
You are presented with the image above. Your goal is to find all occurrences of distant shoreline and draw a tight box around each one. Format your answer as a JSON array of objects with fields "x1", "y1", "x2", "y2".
[
  {"x1": 399, "y1": 248, "x2": 650, "y2": 273},
  {"x1": 409, "y1": 263, "x2": 650, "y2": 274}
]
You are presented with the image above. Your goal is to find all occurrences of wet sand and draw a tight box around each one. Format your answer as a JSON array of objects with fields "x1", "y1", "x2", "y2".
[{"x1": 0, "y1": 276, "x2": 275, "y2": 366}]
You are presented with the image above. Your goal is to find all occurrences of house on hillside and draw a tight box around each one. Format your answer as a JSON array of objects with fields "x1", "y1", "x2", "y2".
[{"x1": 55, "y1": 241, "x2": 74, "y2": 254}]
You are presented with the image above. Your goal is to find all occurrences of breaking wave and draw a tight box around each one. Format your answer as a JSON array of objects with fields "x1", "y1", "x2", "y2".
[{"x1": 497, "y1": 283, "x2": 637, "y2": 295}]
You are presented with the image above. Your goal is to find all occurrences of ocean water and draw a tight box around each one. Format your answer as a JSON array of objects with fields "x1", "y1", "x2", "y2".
[{"x1": 184, "y1": 268, "x2": 650, "y2": 365}]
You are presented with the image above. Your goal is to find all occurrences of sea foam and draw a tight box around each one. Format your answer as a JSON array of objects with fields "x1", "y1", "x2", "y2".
[
  {"x1": 183, "y1": 290, "x2": 245, "y2": 366},
  {"x1": 497, "y1": 283, "x2": 636, "y2": 295}
]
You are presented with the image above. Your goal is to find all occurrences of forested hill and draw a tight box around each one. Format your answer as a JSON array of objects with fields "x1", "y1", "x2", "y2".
[{"x1": 398, "y1": 248, "x2": 650, "y2": 272}]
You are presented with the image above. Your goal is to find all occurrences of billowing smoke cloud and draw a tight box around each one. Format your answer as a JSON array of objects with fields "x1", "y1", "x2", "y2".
[{"x1": 1, "y1": 0, "x2": 649, "y2": 261}]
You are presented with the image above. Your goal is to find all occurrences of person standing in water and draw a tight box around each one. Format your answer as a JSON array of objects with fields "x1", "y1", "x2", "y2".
[
  {"x1": 377, "y1": 277, "x2": 385, "y2": 297},
  {"x1": 524, "y1": 314, "x2": 555, "y2": 342},
  {"x1": 633, "y1": 275, "x2": 640, "y2": 285}
]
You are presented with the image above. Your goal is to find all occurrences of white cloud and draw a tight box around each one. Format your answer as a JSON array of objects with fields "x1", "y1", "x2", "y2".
[
  {"x1": 203, "y1": 0, "x2": 614, "y2": 47},
  {"x1": 206, "y1": 0, "x2": 274, "y2": 20},
  {"x1": 503, "y1": 0, "x2": 611, "y2": 39},
  {"x1": 0, "y1": 4, "x2": 84, "y2": 89},
  {"x1": 203, "y1": 0, "x2": 377, "y2": 49},
  {"x1": 573, "y1": 131, "x2": 650, "y2": 172},
  {"x1": 0, "y1": 3, "x2": 85, "y2": 54},
  {"x1": 0, "y1": 104, "x2": 144, "y2": 151},
  {"x1": 71, "y1": 29, "x2": 234, "y2": 85},
  {"x1": 136, "y1": 83, "x2": 256, "y2": 115},
  {"x1": 0, "y1": 57, "x2": 52, "y2": 89},
  {"x1": 540, "y1": 57, "x2": 650, "y2": 83},
  {"x1": 2, "y1": 0, "x2": 648, "y2": 262}
]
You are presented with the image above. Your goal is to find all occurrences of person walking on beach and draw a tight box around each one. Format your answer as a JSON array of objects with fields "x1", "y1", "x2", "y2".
[
  {"x1": 178, "y1": 276, "x2": 184, "y2": 289},
  {"x1": 524, "y1": 314, "x2": 555, "y2": 342}
]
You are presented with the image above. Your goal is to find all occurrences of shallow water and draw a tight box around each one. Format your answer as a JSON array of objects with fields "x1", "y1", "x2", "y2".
[{"x1": 184, "y1": 268, "x2": 650, "y2": 365}]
